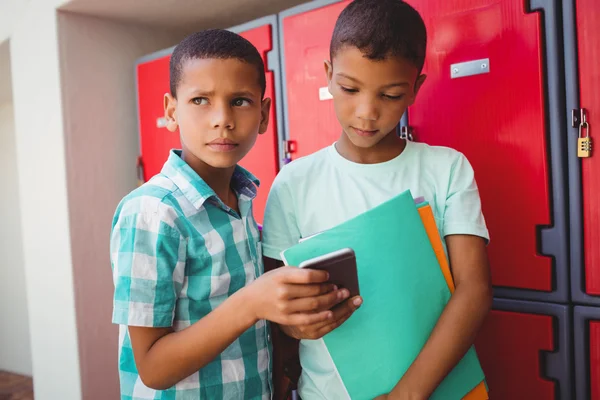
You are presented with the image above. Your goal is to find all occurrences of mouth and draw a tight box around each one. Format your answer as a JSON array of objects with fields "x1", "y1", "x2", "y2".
[
  {"x1": 351, "y1": 127, "x2": 379, "y2": 137},
  {"x1": 207, "y1": 138, "x2": 238, "y2": 152}
]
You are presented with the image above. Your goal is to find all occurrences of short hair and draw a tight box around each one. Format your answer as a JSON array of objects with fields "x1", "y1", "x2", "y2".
[
  {"x1": 330, "y1": 0, "x2": 427, "y2": 72},
  {"x1": 169, "y1": 29, "x2": 266, "y2": 98}
]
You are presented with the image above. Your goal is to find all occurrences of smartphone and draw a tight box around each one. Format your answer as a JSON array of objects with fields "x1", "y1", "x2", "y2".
[{"x1": 299, "y1": 248, "x2": 360, "y2": 297}]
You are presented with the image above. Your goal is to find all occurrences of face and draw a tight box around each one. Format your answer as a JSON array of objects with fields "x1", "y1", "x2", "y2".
[
  {"x1": 164, "y1": 57, "x2": 270, "y2": 170},
  {"x1": 325, "y1": 46, "x2": 425, "y2": 152}
]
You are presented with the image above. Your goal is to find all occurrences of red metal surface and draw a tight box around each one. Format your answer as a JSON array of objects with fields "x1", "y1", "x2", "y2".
[
  {"x1": 237, "y1": 25, "x2": 280, "y2": 225},
  {"x1": 592, "y1": 321, "x2": 600, "y2": 400},
  {"x1": 475, "y1": 309, "x2": 555, "y2": 400},
  {"x1": 405, "y1": 0, "x2": 552, "y2": 291},
  {"x1": 577, "y1": 0, "x2": 600, "y2": 295},
  {"x1": 136, "y1": 54, "x2": 175, "y2": 182},
  {"x1": 282, "y1": 0, "x2": 351, "y2": 159},
  {"x1": 136, "y1": 25, "x2": 279, "y2": 224}
]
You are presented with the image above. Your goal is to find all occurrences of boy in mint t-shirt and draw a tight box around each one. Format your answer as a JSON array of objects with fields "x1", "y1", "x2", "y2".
[{"x1": 262, "y1": 1, "x2": 491, "y2": 399}]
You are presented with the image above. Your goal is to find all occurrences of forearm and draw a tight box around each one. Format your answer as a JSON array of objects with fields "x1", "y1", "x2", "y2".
[
  {"x1": 391, "y1": 282, "x2": 492, "y2": 399},
  {"x1": 136, "y1": 288, "x2": 258, "y2": 390}
]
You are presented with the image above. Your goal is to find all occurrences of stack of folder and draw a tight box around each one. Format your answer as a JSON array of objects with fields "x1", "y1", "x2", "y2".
[{"x1": 280, "y1": 190, "x2": 488, "y2": 400}]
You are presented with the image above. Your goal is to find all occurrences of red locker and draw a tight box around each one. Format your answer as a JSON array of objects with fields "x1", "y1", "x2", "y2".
[
  {"x1": 575, "y1": 306, "x2": 600, "y2": 400},
  {"x1": 404, "y1": 0, "x2": 570, "y2": 298},
  {"x1": 136, "y1": 53, "x2": 174, "y2": 182},
  {"x1": 475, "y1": 299, "x2": 572, "y2": 400},
  {"x1": 280, "y1": 0, "x2": 351, "y2": 159},
  {"x1": 578, "y1": 0, "x2": 600, "y2": 296},
  {"x1": 135, "y1": 17, "x2": 282, "y2": 224}
]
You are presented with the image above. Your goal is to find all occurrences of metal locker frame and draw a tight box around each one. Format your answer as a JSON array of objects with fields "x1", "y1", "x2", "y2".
[
  {"x1": 133, "y1": 14, "x2": 287, "y2": 179},
  {"x1": 562, "y1": 0, "x2": 600, "y2": 306},
  {"x1": 574, "y1": 305, "x2": 600, "y2": 400},
  {"x1": 486, "y1": 0, "x2": 570, "y2": 303},
  {"x1": 491, "y1": 299, "x2": 574, "y2": 400}
]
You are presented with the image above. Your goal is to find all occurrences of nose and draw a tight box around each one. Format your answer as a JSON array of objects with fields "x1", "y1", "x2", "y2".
[
  {"x1": 210, "y1": 103, "x2": 235, "y2": 130},
  {"x1": 355, "y1": 96, "x2": 379, "y2": 121}
]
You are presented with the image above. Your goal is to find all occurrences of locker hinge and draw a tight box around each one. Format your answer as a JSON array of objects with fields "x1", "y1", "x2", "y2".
[
  {"x1": 282, "y1": 140, "x2": 297, "y2": 164},
  {"x1": 400, "y1": 126, "x2": 414, "y2": 141},
  {"x1": 573, "y1": 108, "x2": 592, "y2": 158},
  {"x1": 136, "y1": 156, "x2": 145, "y2": 186}
]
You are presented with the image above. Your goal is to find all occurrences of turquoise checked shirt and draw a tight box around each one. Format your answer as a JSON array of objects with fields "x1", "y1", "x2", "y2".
[{"x1": 110, "y1": 150, "x2": 272, "y2": 400}]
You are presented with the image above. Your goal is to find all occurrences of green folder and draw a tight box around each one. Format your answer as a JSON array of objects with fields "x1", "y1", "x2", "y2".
[{"x1": 281, "y1": 190, "x2": 484, "y2": 400}]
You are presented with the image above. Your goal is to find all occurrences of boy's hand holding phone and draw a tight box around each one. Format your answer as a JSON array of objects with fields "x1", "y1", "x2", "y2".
[
  {"x1": 282, "y1": 294, "x2": 362, "y2": 340},
  {"x1": 245, "y1": 266, "x2": 352, "y2": 327},
  {"x1": 278, "y1": 248, "x2": 363, "y2": 340}
]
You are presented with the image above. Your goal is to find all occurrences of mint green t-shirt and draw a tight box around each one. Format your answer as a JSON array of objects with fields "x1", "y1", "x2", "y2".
[{"x1": 262, "y1": 140, "x2": 489, "y2": 400}]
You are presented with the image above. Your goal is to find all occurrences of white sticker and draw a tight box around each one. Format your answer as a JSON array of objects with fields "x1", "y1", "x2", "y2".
[{"x1": 319, "y1": 86, "x2": 333, "y2": 101}]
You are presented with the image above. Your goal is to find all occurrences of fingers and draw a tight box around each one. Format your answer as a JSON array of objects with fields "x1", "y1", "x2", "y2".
[
  {"x1": 282, "y1": 296, "x2": 363, "y2": 340},
  {"x1": 277, "y1": 266, "x2": 330, "y2": 284},
  {"x1": 284, "y1": 310, "x2": 333, "y2": 326},
  {"x1": 286, "y1": 288, "x2": 350, "y2": 313},
  {"x1": 315, "y1": 296, "x2": 362, "y2": 335},
  {"x1": 307, "y1": 296, "x2": 362, "y2": 332},
  {"x1": 284, "y1": 282, "x2": 337, "y2": 299}
]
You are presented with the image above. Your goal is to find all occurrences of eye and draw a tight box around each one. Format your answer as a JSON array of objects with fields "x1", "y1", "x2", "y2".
[
  {"x1": 383, "y1": 94, "x2": 405, "y2": 100},
  {"x1": 232, "y1": 98, "x2": 252, "y2": 107},
  {"x1": 340, "y1": 86, "x2": 358, "y2": 94},
  {"x1": 191, "y1": 97, "x2": 208, "y2": 105}
]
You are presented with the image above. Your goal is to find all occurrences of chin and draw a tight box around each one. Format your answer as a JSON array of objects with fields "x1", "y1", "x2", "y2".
[
  {"x1": 205, "y1": 156, "x2": 241, "y2": 169},
  {"x1": 345, "y1": 132, "x2": 384, "y2": 149}
]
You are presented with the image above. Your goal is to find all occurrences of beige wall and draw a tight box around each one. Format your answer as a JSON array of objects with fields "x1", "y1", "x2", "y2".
[
  {"x1": 10, "y1": 4, "x2": 82, "y2": 398},
  {"x1": 57, "y1": 12, "x2": 184, "y2": 399},
  {"x1": 0, "y1": 100, "x2": 32, "y2": 377}
]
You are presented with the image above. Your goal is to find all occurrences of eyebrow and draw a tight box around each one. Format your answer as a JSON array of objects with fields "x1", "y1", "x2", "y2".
[
  {"x1": 186, "y1": 89, "x2": 258, "y2": 98},
  {"x1": 336, "y1": 73, "x2": 410, "y2": 88}
]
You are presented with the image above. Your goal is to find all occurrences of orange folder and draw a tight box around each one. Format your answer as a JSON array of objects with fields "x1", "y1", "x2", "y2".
[{"x1": 418, "y1": 204, "x2": 489, "y2": 400}]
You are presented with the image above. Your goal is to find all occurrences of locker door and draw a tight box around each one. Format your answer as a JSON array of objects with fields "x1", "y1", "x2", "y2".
[
  {"x1": 564, "y1": 0, "x2": 600, "y2": 305},
  {"x1": 232, "y1": 20, "x2": 282, "y2": 225},
  {"x1": 577, "y1": 0, "x2": 600, "y2": 297},
  {"x1": 280, "y1": 0, "x2": 351, "y2": 159},
  {"x1": 136, "y1": 52, "x2": 173, "y2": 182},
  {"x1": 404, "y1": 0, "x2": 568, "y2": 301},
  {"x1": 574, "y1": 306, "x2": 600, "y2": 400},
  {"x1": 475, "y1": 299, "x2": 572, "y2": 400},
  {"x1": 135, "y1": 17, "x2": 282, "y2": 224}
]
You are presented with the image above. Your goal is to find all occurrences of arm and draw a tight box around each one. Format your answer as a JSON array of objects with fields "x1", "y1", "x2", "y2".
[
  {"x1": 386, "y1": 234, "x2": 492, "y2": 399},
  {"x1": 129, "y1": 266, "x2": 343, "y2": 390},
  {"x1": 129, "y1": 287, "x2": 260, "y2": 390}
]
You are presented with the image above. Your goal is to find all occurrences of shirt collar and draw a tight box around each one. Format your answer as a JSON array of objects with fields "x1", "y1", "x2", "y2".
[{"x1": 161, "y1": 150, "x2": 260, "y2": 210}]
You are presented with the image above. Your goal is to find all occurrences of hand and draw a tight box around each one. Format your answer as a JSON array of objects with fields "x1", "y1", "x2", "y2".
[
  {"x1": 374, "y1": 395, "x2": 389, "y2": 400},
  {"x1": 245, "y1": 266, "x2": 345, "y2": 326},
  {"x1": 282, "y1": 293, "x2": 362, "y2": 340}
]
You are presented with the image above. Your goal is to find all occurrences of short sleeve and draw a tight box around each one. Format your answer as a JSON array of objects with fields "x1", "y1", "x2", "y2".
[
  {"x1": 443, "y1": 154, "x2": 490, "y2": 242},
  {"x1": 262, "y1": 174, "x2": 302, "y2": 260},
  {"x1": 110, "y1": 198, "x2": 186, "y2": 327}
]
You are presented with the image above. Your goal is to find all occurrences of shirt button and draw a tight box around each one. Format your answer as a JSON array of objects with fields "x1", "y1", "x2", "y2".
[{"x1": 267, "y1": 334, "x2": 271, "y2": 341}]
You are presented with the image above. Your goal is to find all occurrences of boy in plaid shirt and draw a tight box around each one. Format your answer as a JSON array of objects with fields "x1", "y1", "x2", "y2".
[{"x1": 110, "y1": 30, "x2": 348, "y2": 399}]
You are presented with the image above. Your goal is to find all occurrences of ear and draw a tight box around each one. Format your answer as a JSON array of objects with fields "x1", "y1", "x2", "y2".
[
  {"x1": 409, "y1": 74, "x2": 427, "y2": 106},
  {"x1": 324, "y1": 60, "x2": 334, "y2": 92},
  {"x1": 164, "y1": 93, "x2": 179, "y2": 132},
  {"x1": 258, "y1": 97, "x2": 272, "y2": 134}
]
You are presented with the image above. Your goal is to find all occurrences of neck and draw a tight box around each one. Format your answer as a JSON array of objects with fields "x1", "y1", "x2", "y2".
[
  {"x1": 181, "y1": 148, "x2": 236, "y2": 203},
  {"x1": 336, "y1": 129, "x2": 406, "y2": 164}
]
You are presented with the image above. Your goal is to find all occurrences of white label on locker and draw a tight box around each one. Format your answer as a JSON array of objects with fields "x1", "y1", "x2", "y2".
[
  {"x1": 319, "y1": 86, "x2": 333, "y2": 101},
  {"x1": 450, "y1": 58, "x2": 490, "y2": 79}
]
